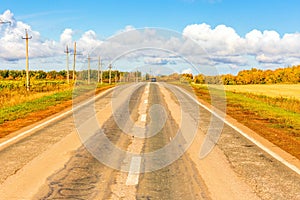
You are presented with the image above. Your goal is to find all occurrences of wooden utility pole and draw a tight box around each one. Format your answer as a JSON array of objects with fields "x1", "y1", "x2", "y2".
[
  {"x1": 72, "y1": 42, "x2": 77, "y2": 80},
  {"x1": 98, "y1": 56, "x2": 103, "y2": 84},
  {"x1": 22, "y1": 29, "x2": 32, "y2": 91},
  {"x1": 135, "y1": 71, "x2": 138, "y2": 82},
  {"x1": 119, "y1": 71, "x2": 123, "y2": 83},
  {"x1": 108, "y1": 64, "x2": 112, "y2": 85},
  {"x1": 64, "y1": 45, "x2": 70, "y2": 84},
  {"x1": 87, "y1": 54, "x2": 91, "y2": 84}
]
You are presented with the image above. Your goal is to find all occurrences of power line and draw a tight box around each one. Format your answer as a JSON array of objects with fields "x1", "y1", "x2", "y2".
[
  {"x1": 108, "y1": 64, "x2": 112, "y2": 85},
  {"x1": 22, "y1": 29, "x2": 32, "y2": 91},
  {"x1": 70, "y1": 42, "x2": 82, "y2": 81},
  {"x1": 87, "y1": 54, "x2": 91, "y2": 84},
  {"x1": 72, "y1": 42, "x2": 77, "y2": 80},
  {"x1": 64, "y1": 45, "x2": 70, "y2": 84},
  {"x1": 98, "y1": 56, "x2": 103, "y2": 84}
]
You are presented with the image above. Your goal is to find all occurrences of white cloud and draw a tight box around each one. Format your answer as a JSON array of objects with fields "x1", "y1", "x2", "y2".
[
  {"x1": 183, "y1": 23, "x2": 300, "y2": 69},
  {"x1": 181, "y1": 68, "x2": 193, "y2": 74},
  {"x1": 1, "y1": 10, "x2": 300, "y2": 73},
  {"x1": 77, "y1": 30, "x2": 103, "y2": 56},
  {"x1": 0, "y1": 10, "x2": 61, "y2": 60},
  {"x1": 256, "y1": 54, "x2": 283, "y2": 64},
  {"x1": 245, "y1": 30, "x2": 281, "y2": 55},
  {"x1": 0, "y1": 10, "x2": 104, "y2": 64},
  {"x1": 60, "y1": 28, "x2": 73, "y2": 46},
  {"x1": 183, "y1": 23, "x2": 245, "y2": 55},
  {"x1": 144, "y1": 57, "x2": 176, "y2": 65}
]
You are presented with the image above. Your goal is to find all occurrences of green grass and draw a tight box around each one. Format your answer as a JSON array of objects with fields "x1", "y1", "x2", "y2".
[
  {"x1": 0, "y1": 90, "x2": 72, "y2": 124},
  {"x1": 192, "y1": 84, "x2": 300, "y2": 137},
  {"x1": 225, "y1": 91, "x2": 300, "y2": 132}
]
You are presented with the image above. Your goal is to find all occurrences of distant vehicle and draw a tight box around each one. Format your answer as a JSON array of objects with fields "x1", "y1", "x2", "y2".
[{"x1": 151, "y1": 78, "x2": 156, "y2": 82}]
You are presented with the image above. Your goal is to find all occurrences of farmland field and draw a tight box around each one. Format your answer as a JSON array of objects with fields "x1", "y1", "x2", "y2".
[
  {"x1": 223, "y1": 84, "x2": 300, "y2": 100},
  {"x1": 0, "y1": 80, "x2": 72, "y2": 109}
]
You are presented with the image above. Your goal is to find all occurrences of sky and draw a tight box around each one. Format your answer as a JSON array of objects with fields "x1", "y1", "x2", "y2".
[{"x1": 1, "y1": 0, "x2": 300, "y2": 75}]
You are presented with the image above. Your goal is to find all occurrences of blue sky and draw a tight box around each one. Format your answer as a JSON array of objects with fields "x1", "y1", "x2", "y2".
[
  {"x1": 1, "y1": 0, "x2": 300, "y2": 75},
  {"x1": 3, "y1": 0, "x2": 300, "y2": 38}
]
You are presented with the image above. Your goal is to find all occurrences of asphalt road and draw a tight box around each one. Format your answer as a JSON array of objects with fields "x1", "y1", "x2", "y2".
[{"x1": 0, "y1": 82, "x2": 299, "y2": 200}]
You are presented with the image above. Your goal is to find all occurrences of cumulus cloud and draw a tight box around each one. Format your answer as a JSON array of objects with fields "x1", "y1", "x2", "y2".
[
  {"x1": 183, "y1": 23, "x2": 245, "y2": 55},
  {"x1": 1, "y1": 9, "x2": 300, "y2": 73},
  {"x1": 60, "y1": 28, "x2": 73, "y2": 46},
  {"x1": 0, "y1": 10, "x2": 62, "y2": 60},
  {"x1": 77, "y1": 30, "x2": 102, "y2": 55},
  {"x1": 181, "y1": 68, "x2": 193, "y2": 74},
  {"x1": 144, "y1": 57, "x2": 176, "y2": 65},
  {"x1": 183, "y1": 23, "x2": 300, "y2": 68},
  {"x1": 256, "y1": 54, "x2": 283, "y2": 64}
]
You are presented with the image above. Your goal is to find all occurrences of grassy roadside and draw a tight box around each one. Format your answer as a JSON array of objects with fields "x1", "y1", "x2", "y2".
[
  {"x1": 192, "y1": 83, "x2": 300, "y2": 159},
  {"x1": 0, "y1": 83, "x2": 115, "y2": 138},
  {"x1": 0, "y1": 90, "x2": 72, "y2": 124}
]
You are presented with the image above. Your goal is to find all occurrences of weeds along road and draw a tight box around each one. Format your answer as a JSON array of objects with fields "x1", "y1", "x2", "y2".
[{"x1": 0, "y1": 82, "x2": 299, "y2": 199}]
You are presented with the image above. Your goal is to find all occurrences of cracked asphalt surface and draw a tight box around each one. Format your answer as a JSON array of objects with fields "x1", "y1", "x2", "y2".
[{"x1": 0, "y1": 83, "x2": 299, "y2": 199}]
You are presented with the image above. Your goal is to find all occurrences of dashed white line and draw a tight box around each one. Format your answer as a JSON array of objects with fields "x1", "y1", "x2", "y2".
[
  {"x1": 144, "y1": 100, "x2": 148, "y2": 104},
  {"x1": 126, "y1": 156, "x2": 142, "y2": 185}
]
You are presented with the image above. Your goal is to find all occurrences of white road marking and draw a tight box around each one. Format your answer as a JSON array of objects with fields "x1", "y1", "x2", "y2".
[
  {"x1": 0, "y1": 87, "x2": 115, "y2": 149},
  {"x1": 175, "y1": 85, "x2": 300, "y2": 176},
  {"x1": 126, "y1": 156, "x2": 142, "y2": 185},
  {"x1": 141, "y1": 114, "x2": 147, "y2": 122},
  {"x1": 144, "y1": 100, "x2": 148, "y2": 104}
]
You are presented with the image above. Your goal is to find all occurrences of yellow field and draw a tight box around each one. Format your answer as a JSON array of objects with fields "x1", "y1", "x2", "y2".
[{"x1": 223, "y1": 84, "x2": 300, "y2": 100}]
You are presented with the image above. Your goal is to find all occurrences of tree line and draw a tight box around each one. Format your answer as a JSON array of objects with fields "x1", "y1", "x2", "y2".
[
  {"x1": 1, "y1": 65, "x2": 299, "y2": 85},
  {"x1": 0, "y1": 70, "x2": 72, "y2": 80},
  {"x1": 193, "y1": 65, "x2": 300, "y2": 85},
  {"x1": 0, "y1": 69, "x2": 144, "y2": 84}
]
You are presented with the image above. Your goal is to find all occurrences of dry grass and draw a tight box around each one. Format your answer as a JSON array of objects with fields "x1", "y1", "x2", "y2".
[
  {"x1": 0, "y1": 80, "x2": 73, "y2": 109},
  {"x1": 223, "y1": 84, "x2": 300, "y2": 100}
]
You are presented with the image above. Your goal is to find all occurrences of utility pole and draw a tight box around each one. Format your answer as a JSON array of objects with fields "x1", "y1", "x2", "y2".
[
  {"x1": 22, "y1": 29, "x2": 32, "y2": 91},
  {"x1": 72, "y1": 42, "x2": 77, "y2": 80},
  {"x1": 87, "y1": 54, "x2": 91, "y2": 85},
  {"x1": 100, "y1": 62, "x2": 103, "y2": 85},
  {"x1": 108, "y1": 64, "x2": 112, "y2": 85},
  {"x1": 97, "y1": 56, "x2": 100, "y2": 83},
  {"x1": 135, "y1": 71, "x2": 138, "y2": 82},
  {"x1": 64, "y1": 45, "x2": 70, "y2": 84},
  {"x1": 98, "y1": 56, "x2": 103, "y2": 84},
  {"x1": 119, "y1": 71, "x2": 123, "y2": 83}
]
